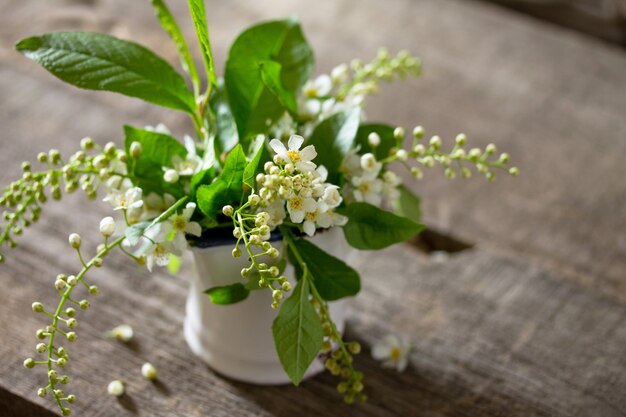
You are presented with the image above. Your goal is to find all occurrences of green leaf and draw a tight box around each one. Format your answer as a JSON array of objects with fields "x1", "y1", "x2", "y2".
[
  {"x1": 124, "y1": 125, "x2": 187, "y2": 196},
  {"x1": 306, "y1": 108, "x2": 360, "y2": 184},
  {"x1": 259, "y1": 60, "x2": 297, "y2": 115},
  {"x1": 150, "y1": 0, "x2": 200, "y2": 93},
  {"x1": 205, "y1": 283, "x2": 249, "y2": 305},
  {"x1": 124, "y1": 221, "x2": 151, "y2": 247},
  {"x1": 225, "y1": 18, "x2": 314, "y2": 140},
  {"x1": 354, "y1": 123, "x2": 397, "y2": 160},
  {"x1": 187, "y1": 0, "x2": 217, "y2": 88},
  {"x1": 393, "y1": 185, "x2": 422, "y2": 224},
  {"x1": 15, "y1": 32, "x2": 196, "y2": 113},
  {"x1": 288, "y1": 239, "x2": 360, "y2": 301},
  {"x1": 189, "y1": 168, "x2": 215, "y2": 202},
  {"x1": 197, "y1": 145, "x2": 246, "y2": 219},
  {"x1": 272, "y1": 278, "x2": 323, "y2": 385},
  {"x1": 243, "y1": 135, "x2": 268, "y2": 189},
  {"x1": 339, "y1": 202, "x2": 424, "y2": 250},
  {"x1": 210, "y1": 79, "x2": 239, "y2": 155}
]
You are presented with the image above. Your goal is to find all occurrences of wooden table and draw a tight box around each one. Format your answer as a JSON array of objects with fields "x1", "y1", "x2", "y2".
[{"x1": 1, "y1": 0, "x2": 625, "y2": 416}]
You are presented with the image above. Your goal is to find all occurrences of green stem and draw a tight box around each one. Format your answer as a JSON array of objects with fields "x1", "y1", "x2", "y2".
[{"x1": 45, "y1": 235, "x2": 125, "y2": 411}]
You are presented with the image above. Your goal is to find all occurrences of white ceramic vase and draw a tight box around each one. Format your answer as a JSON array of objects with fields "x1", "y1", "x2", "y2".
[{"x1": 184, "y1": 227, "x2": 357, "y2": 385}]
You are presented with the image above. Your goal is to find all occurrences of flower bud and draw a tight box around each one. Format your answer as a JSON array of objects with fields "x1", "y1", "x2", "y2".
[
  {"x1": 395, "y1": 149, "x2": 408, "y2": 161},
  {"x1": 37, "y1": 152, "x2": 48, "y2": 163},
  {"x1": 80, "y1": 137, "x2": 94, "y2": 151},
  {"x1": 231, "y1": 248, "x2": 242, "y2": 258},
  {"x1": 485, "y1": 143, "x2": 496, "y2": 154},
  {"x1": 89, "y1": 285, "x2": 100, "y2": 295},
  {"x1": 67, "y1": 318, "x2": 78, "y2": 329},
  {"x1": 107, "y1": 380, "x2": 125, "y2": 397},
  {"x1": 36, "y1": 343, "x2": 47, "y2": 353},
  {"x1": 455, "y1": 133, "x2": 467, "y2": 145},
  {"x1": 32, "y1": 302, "x2": 44, "y2": 313},
  {"x1": 65, "y1": 307, "x2": 76, "y2": 318},
  {"x1": 67, "y1": 394, "x2": 76, "y2": 404},
  {"x1": 367, "y1": 132, "x2": 381, "y2": 148},
  {"x1": 79, "y1": 300, "x2": 90, "y2": 310},
  {"x1": 67, "y1": 275, "x2": 78, "y2": 287},
  {"x1": 248, "y1": 194, "x2": 260, "y2": 205},
  {"x1": 93, "y1": 257, "x2": 103, "y2": 267},
  {"x1": 24, "y1": 358, "x2": 35, "y2": 368},
  {"x1": 429, "y1": 135, "x2": 442, "y2": 149},
  {"x1": 37, "y1": 388, "x2": 47, "y2": 398},
  {"x1": 130, "y1": 141, "x2": 142, "y2": 159},
  {"x1": 222, "y1": 205, "x2": 234, "y2": 217},
  {"x1": 509, "y1": 167, "x2": 520, "y2": 176},
  {"x1": 68, "y1": 233, "x2": 81, "y2": 249},
  {"x1": 141, "y1": 362, "x2": 158, "y2": 381},
  {"x1": 281, "y1": 281, "x2": 292, "y2": 292},
  {"x1": 66, "y1": 332, "x2": 77, "y2": 342},
  {"x1": 109, "y1": 324, "x2": 134, "y2": 342},
  {"x1": 57, "y1": 357, "x2": 67, "y2": 368},
  {"x1": 413, "y1": 126, "x2": 425, "y2": 139},
  {"x1": 163, "y1": 169, "x2": 179, "y2": 184},
  {"x1": 393, "y1": 127, "x2": 405, "y2": 141}
]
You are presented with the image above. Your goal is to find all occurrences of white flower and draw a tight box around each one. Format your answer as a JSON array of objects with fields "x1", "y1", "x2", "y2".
[
  {"x1": 103, "y1": 187, "x2": 143, "y2": 211},
  {"x1": 319, "y1": 185, "x2": 342, "y2": 211},
  {"x1": 351, "y1": 176, "x2": 384, "y2": 206},
  {"x1": 171, "y1": 135, "x2": 204, "y2": 176},
  {"x1": 143, "y1": 240, "x2": 180, "y2": 272},
  {"x1": 382, "y1": 171, "x2": 402, "y2": 200},
  {"x1": 168, "y1": 202, "x2": 202, "y2": 252},
  {"x1": 269, "y1": 135, "x2": 317, "y2": 173},
  {"x1": 360, "y1": 153, "x2": 382, "y2": 174},
  {"x1": 303, "y1": 207, "x2": 347, "y2": 236},
  {"x1": 287, "y1": 194, "x2": 317, "y2": 223},
  {"x1": 317, "y1": 210, "x2": 348, "y2": 229},
  {"x1": 299, "y1": 98, "x2": 322, "y2": 120},
  {"x1": 99, "y1": 217, "x2": 116, "y2": 237},
  {"x1": 367, "y1": 132, "x2": 381, "y2": 148},
  {"x1": 331, "y1": 64, "x2": 349, "y2": 84},
  {"x1": 265, "y1": 201, "x2": 286, "y2": 228},
  {"x1": 303, "y1": 75, "x2": 332, "y2": 98},
  {"x1": 341, "y1": 148, "x2": 362, "y2": 177},
  {"x1": 371, "y1": 334, "x2": 411, "y2": 372},
  {"x1": 143, "y1": 193, "x2": 176, "y2": 220}
]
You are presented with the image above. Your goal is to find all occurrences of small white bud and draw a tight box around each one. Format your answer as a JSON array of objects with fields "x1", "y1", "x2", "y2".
[
  {"x1": 68, "y1": 233, "x2": 81, "y2": 249},
  {"x1": 141, "y1": 362, "x2": 158, "y2": 381},
  {"x1": 67, "y1": 318, "x2": 78, "y2": 329},
  {"x1": 130, "y1": 141, "x2": 142, "y2": 159},
  {"x1": 67, "y1": 275, "x2": 78, "y2": 287},
  {"x1": 367, "y1": 132, "x2": 381, "y2": 148},
  {"x1": 222, "y1": 205, "x2": 234, "y2": 217},
  {"x1": 393, "y1": 127, "x2": 405, "y2": 140},
  {"x1": 32, "y1": 302, "x2": 44, "y2": 313},
  {"x1": 107, "y1": 380, "x2": 125, "y2": 397},
  {"x1": 509, "y1": 167, "x2": 520, "y2": 176},
  {"x1": 232, "y1": 248, "x2": 242, "y2": 258},
  {"x1": 485, "y1": 143, "x2": 496, "y2": 154},
  {"x1": 413, "y1": 126, "x2": 425, "y2": 139},
  {"x1": 36, "y1": 343, "x2": 47, "y2": 353},
  {"x1": 163, "y1": 169, "x2": 179, "y2": 184},
  {"x1": 37, "y1": 388, "x2": 47, "y2": 398},
  {"x1": 109, "y1": 324, "x2": 134, "y2": 342},
  {"x1": 455, "y1": 133, "x2": 467, "y2": 145},
  {"x1": 99, "y1": 217, "x2": 115, "y2": 237},
  {"x1": 24, "y1": 358, "x2": 35, "y2": 368},
  {"x1": 66, "y1": 332, "x2": 77, "y2": 342},
  {"x1": 395, "y1": 149, "x2": 408, "y2": 161},
  {"x1": 248, "y1": 194, "x2": 260, "y2": 205},
  {"x1": 429, "y1": 135, "x2": 442, "y2": 149}
]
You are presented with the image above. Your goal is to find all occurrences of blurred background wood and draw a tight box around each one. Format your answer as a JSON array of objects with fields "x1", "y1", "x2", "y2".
[
  {"x1": 1, "y1": 0, "x2": 625, "y2": 416},
  {"x1": 478, "y1": 0, "x2": 626, "y2": 45}
]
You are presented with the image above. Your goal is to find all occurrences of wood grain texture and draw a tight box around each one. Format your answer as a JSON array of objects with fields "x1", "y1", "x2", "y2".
[{"x1": 0, "y1": 0, "x2": 625, "y2": 416}]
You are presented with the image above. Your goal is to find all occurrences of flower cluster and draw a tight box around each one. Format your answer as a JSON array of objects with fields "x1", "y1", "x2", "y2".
[
  {"x1": 0, "y1": 139, "x2": 126, "y2": 263},
  {"x1": 257, "y1": 135, "x2": 347, "y2": 235},
  {"x1": 342, "y1": 149, "x2": 402, "y2": 207}
]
